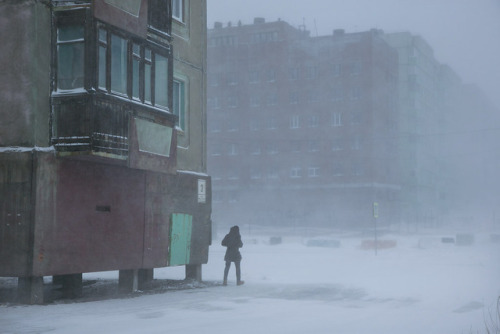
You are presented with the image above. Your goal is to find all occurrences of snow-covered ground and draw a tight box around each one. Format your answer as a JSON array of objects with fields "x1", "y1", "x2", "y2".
[{"x1": 1, "y1": 228, "x2": 499, "y2": 334}]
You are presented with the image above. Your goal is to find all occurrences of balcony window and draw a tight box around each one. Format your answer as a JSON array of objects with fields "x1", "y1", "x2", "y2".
[
  {"x1": 98, "y1": 28, "x2": 107, "y2": 90},
  {"x1": 57, "y1": 25, "x2": 84, "y2": 90},
  {"x1": 145, "y1": 49, "x2": 152, "y2": 103},
  {"x1": 111, "y1": 34, "x2": 127, "y2": 95},
  {"x1": 97, "y1": 25, "x2": 171, "y2": 111},
  {"x1": 132, "y1": 44, "x2": 140, "y2": 99},
  {"x1": 155, "y1": 54, "x2": 169, "y2": 107}
]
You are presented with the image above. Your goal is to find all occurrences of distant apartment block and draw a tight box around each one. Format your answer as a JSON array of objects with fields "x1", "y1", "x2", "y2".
[{"x1": 208, "y1": 19, "x2": 400, "y2": 229}]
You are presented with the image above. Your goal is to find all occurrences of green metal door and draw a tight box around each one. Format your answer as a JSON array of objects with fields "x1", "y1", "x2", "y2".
[{"x1": 169, "y1": 213, "x2": 192, "y2": 266}]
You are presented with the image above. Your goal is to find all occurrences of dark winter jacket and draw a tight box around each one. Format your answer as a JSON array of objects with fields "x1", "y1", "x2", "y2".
[{"x1": 221, "y1": 226, "x2": 243, "y2": 262}]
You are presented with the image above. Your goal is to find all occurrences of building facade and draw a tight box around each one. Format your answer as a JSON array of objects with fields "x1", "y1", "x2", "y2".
[
  {"x1": 0, "y1": 0, "x2": 210, "y2": 304},
  {"x1": 383, "y1": 33, "x2": 448, "y2": 229},
  {"x1": 207, "y1": 19, "x2": 400, "y2": 230}
]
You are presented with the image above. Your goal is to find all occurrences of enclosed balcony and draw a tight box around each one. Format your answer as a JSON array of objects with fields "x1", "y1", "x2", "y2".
[{"x1": 50, "y1": 3, "x2": 176, "y2": 172}]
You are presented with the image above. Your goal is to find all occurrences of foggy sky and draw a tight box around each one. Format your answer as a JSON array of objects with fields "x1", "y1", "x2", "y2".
[{"x1": 207, "y1": 0, "x2": 500, "y2": 110}]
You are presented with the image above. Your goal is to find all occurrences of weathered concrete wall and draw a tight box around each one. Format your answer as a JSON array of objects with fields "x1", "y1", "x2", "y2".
[
  {"x1": 173, "y1": 0, "x2": 208, "y2": 174},
  {"x1": 0, "y1": 1, "x2": 51, "y2": 147},
  {"x1": 32, "y1": 154, "x2": 147, "y2": 276},
  {"x1": 0, "y1": 152, "x2": 33, "y2": 277}
]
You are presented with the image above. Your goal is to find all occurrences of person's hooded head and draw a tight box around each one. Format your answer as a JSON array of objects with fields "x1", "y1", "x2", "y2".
[{"x1": 230, "y1": 225, "x2": 240, "y2": 235}]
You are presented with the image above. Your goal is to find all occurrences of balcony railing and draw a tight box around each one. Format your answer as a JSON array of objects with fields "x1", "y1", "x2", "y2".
[{"x1": 51, "y1": 92, "x2": 176, "y2": 162}]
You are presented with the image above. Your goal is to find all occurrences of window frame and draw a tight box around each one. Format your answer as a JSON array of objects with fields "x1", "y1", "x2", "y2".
[
  {"x1": 332, "y1": 112, "x2": 343, "y2": 127},
  {"x1": 52, "y1": 9, "x2": 87, "y2": 93},
  {"x1": 172, "y1": 0, "x2": 184, "y2": 23},
  {"x1": 173, "y1": 78, "x2": 186, "y2": 131},
  {"x1": 96, "y1": 23, "x2": 173, "y2": 112}
]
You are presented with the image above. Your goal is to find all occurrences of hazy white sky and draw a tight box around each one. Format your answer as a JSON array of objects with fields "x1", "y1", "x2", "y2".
[{"x1": 207, "y1": 0, "x2": 500, "y2": 109}]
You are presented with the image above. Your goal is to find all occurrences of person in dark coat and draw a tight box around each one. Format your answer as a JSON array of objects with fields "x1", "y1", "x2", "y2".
[{"x1": 221, "y1": 225, "x2": 244, "y2": 286}]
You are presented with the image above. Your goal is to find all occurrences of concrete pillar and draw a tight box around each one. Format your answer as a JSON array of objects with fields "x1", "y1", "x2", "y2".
[
  {"x1": 53, "y1": 274, "x2": 82, "y2": 299},
  {"x1": 138, "y1": 269, "x2": 154, "y2": 290},
  {"x1": 185, "y1": 264, "x2": 202, "y2": 282},
  {"x1": 119, "y1": 269, "x2": 138, "y2": 293},
  {"x1": 18, "y1": 276, "x2": 44, "y2": 305}
]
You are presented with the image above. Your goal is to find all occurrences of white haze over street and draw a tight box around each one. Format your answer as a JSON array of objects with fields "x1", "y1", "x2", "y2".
[
  {"x1": 1, "y1": 229, "x2": 500, "y2": 333},
  {"x1": 208, "y1": 0, "x2": 500, "y2": 110}
]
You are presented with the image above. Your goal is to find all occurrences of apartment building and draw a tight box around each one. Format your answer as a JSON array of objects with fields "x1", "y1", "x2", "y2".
[
  {"x1": 208, "y1": 19, "x2": 400, "y2": 230},
  {"x1": 0, "y1": 0, "x2": 210, "y2": 303}
]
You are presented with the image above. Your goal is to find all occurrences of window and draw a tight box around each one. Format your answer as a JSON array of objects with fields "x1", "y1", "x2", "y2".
[
  {"x1": 228, "y1": 143, "x2": 238, "y2": 156},
  {"x1": 351, "y1": 136, "x2": 362, "y2": 150},
  {"x1": 305, "y1": 66, "x2": 316, "y2": 80},
  {"x1": 155, "y1": 54, "x2": 169, "y2": 107},
  {"x1": 111, "y1": 34, "x2": 128, "y2": 95},
  {"x1": 98, "y1": 28, "x2": 107, "y2": 90},
  {"x1": 290, "y1": 115, "x2": 300, "y2": 129},
  {"x1": 331, "y1": 138, "x2": 343, "y2": 151},
  {"x1": 249, "y1": 70, "x2": 259, "y2": 83},
  {"x1": 250, "y1": 144, "x2": 261, "y2": 155},
  {"x1": 57, "y1": 24, "x2": 84, "y2": 90},
  {"x1": 250, "y1": 97, "x2": 260, "y2": 107},
  {"x1": 252, "y1": 31, "x2": 278, "y2": 43},
  {"x1": 210, "y1": 121, "x2": 221, "y2": 133},
  {"x1": 332, "y1": 87, "x2": 343, "y2": 102},
  {"x1": 333, "y1": 163, "x2": 344, "y2": 176},
  {"x1": 305, "y1": 91, "x2": 316, "y2": 104},
  {"x1": 208, "y1": 96, "x2": 220, "y2": 109},
  {"x1": 129, "y1": 44, "x2": 139, "y2": 99},
  {"x1": 350, "y1": 111, "x2": 361, "y2": 125},
  {"x1": 352, "y1": 163, "x2": 364, "y2": 176},
  {"x1": 290, "y1": 167, "x2": 302, "y2": 178},
  {"x1": 332, "y1": 112, "x2": 343, "y2": 127},
  {"x1": 308, "y1": 115, "x2": 319, "y2": 128},
  {"x1": 149, "y1": 0, "x2": 170, "y2": 32},
  {"x1": 209, "y1": 73, "x2": 221, "y2": 86},
  {"x1": 267, "y1": 169, "x2": 279, "y2": 180},
  {"x1": 211, "y1": 144, "x2": 222, "y2": 156},
  {"x1": 291, "y1": 141, "x2": 301, "y2": 153},
  {"x1": 308, "y1": 141, "x2": 319, "y2": 152},
  {"x1": 227, "y1": 73, "x2": 238, "y2": 86},
  {"x1": 228, "y1": 96, "x2": 238, "y2": 108},
  {"x1": 98, "y1": 26, "x2": 171, "y2": 111},
  {"x1": 267, "y1": 117, "x2": 277, "y2": 130},
  {"x1": 227, "y1": 118, "x2": 239, "y2": 132},
  {"x1": 351, "y1": 87, "x2": 361, "y2": 100},
  {"x1": 173, "y1": 79, "x2": 185, "y2": 130},
  {"x1": 250, "y1": 170, "x2": 262, "y2": 180},
  {"x1": 267, "y1": 69, "x2": 276, "y2": 82},
  {"x1": 172, "y1": 0, "x2": 184, "y2": 22},
  {"x1": 266, "y1": 143, "x2": 278, "y2": 155},
  {"x1": 308, "y1": 167, "x2": 320, "y2": 178},
  {"x1": 289, "y1": 68, "x2": 299, "y2": 80},
  {"x1": 266, "y1": 93, "x2": 277, "y2": 106}
]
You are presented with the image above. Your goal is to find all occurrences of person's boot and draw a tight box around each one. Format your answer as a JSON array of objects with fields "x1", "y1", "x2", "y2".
[
  {"x1": 237, "y1": 280, "x2": 244, "y2": 286},
  {"x1": 223, "y1": 279, "x2": 227, "y2": 286}
]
